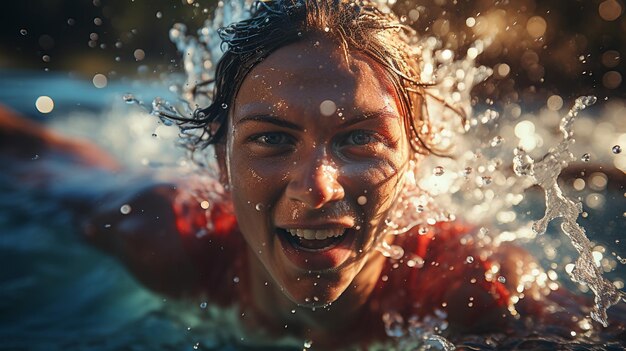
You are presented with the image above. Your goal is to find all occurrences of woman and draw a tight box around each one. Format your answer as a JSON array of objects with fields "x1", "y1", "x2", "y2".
[{"x1": 1, "y1": 0, "x2": 610, "y2": 349}]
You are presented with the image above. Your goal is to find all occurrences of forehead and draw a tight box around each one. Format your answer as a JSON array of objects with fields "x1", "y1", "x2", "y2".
[{"x1": 232, "y1": 37, "x2": 401, "y2": 119}]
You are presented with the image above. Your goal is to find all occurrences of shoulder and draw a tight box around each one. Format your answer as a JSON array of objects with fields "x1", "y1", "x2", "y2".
[
  {"x1": 388, "y1": 222, "x2": 544, "y2": 333},
  {"x1": 174, "y1": 197, "x2": 245, "y2": 303}
]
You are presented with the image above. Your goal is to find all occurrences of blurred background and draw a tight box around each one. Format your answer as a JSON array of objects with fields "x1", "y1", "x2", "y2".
[{"x1": 0, "y1": 0, "x2": 624, "y2": 102}]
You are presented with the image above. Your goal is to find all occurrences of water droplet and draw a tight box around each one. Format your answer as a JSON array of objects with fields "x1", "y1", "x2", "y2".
[
  {"x1": 31, "y1": 154, "x2": 39, "y2": 160},
  {"x1": 465, "y1": 256, "x2": 474, "y2": 264},
  {"x1": 463, "y1": 167, "x2": 473, "y2": 176},
  {"x1": 123, "y1": 93, "x2": 137, "y2": 104},
  {"x1": 156, "y1": 11, "x2": 163, "y2": 19},
  {"x1": 200, "y1": 302, "x2": 207, "y2": 309},
  {"x1": 303, "y1": 339, "x2": 313, "y2": 349},
  {"x1": 382, "y1": 312, "x2": 404, "y2": 337},
  {"x1": 433, "y1": 166, "x2": 444, "y2": 176},
  {"x1": 221, "y1": 103, "x2": 228, "y2": 109},
  {"x1": 120, "y1": 204, "x2": 132, "y2": 214},
  {"x1": 357, "y1": 196, "x2": 367, "y2": 205},
  {"x1": 581, "y1": 153, "x2": 591, "y2": 162},
  {"x1": 290, "y1": 309, "x2": 296, "y2": 314},
  {"x1": 497, "y1": 276, "x2": 506, "y2": 283},
  {"x1": 255, "y1": 203, "x2": 264, "y2": 211},
  {"x1": 418, "y1": 227, "x2": 428, "y2": 235},
  {"x1": 151, "y1": 133, "x2": 158, "y2": 138},
  {"x1": 612, "y1": 145, "x2": 622, "y2": 154},
  {"x1": 20, "y1": 29, "x2": 27, "y2": 35},
  {"x1": 324, "y1": 26, "x2": 330, "y2": 32},
  {"x1": 481, "y1": 176, "x2": 492, "y2": 185},
  {"x1": 490, "y1": 135, "x2": 504, "y2": 147},
  {"x1": 233, "y1": 276, "x2": 240, "y2": 283},
  {"x1": 400, "y1": 15, "x2": 407, "y2": 23},
  {"x1": 580, "y1": 95, "x2": 597, "y2": 106}
]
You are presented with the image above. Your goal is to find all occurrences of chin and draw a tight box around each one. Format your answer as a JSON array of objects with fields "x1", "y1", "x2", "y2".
[{"x1": 281, "y1": 273, "x2": 351, "y2": 308}]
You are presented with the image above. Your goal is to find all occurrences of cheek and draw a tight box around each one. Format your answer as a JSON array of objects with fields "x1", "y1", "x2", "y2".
[
  {"x1": 228, "y1": 152, "x2": 291, "y2": 223},
  {"x1": 344, "y1": 159, "x2": 407, "y2": 222}
]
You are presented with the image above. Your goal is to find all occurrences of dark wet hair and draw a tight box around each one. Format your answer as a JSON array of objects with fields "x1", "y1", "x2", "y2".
[{"x1": 177, "y1": 0, "x2": 455, "y2": 155}]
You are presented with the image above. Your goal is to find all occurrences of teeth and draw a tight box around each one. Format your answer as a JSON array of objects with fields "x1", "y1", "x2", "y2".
[{"x1": 286, "y1": 228, "x2": 345, "y2": 240}]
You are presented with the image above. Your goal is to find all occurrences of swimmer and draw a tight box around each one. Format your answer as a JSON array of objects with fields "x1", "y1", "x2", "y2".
[{"x1": 1, "y1": 0, "x2": 623, "y2": 349}]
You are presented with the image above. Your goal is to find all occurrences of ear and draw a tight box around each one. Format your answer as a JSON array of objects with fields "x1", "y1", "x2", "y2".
[{"x1": 215, "y1": 141, "x2": 230, "y2": 191}]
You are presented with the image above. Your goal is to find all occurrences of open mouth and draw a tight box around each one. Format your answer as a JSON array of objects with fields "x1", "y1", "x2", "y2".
[
  {"x1": 280, "y1": 228, "x2": 347, "y2": 251},
  {"x1": 276, "y1": 227, "x2": 355, "y2": 270}
]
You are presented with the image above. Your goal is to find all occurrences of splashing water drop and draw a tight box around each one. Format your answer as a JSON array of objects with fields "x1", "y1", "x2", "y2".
[
  {"x1": 433, "y1": 166, "x2": 445, "y2": 176},
  {"x1": 120, "y1": 204, "x2": 132, "y2": 215},
  {"x1": 378, "y1": 242, "x2": 404, "y2": 260},
  {"x1": 382, "y1": 312, "x2": 405, "y2": 337},
  {"x1": 123, "y1": 93, "x2": 138, "y2": 104},
  {"x1": 581, "y1": 153, "x2": 591, "y2": 162},
  {"x1": 514, "y1": 95, "x2": 625, "y2": 326},
  {"x1": 612, "y1": 145, "x2": 622, "y2": 154},
  {"x1": 481, "y1": 176, "x2": 492, "y2": 186},
  {"x1": 490, "y1": 135, "x2": 504, "y2": 147}
]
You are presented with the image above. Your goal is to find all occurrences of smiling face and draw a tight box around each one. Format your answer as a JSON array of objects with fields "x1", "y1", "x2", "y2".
[{"x1": 220, "y1": 37, "x2": 412, "y2": 306}]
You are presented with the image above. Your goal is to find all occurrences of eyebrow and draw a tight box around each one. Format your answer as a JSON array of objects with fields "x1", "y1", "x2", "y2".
[
  {"x1": 339, "y1": 110, "x2": 400, "y2": 128},
  {"x1": 235, "y1": 109, "x2": 399, "y2": 130},
  {"x1": 236, "y1": 115, "x2": 304, "y2": 131}
]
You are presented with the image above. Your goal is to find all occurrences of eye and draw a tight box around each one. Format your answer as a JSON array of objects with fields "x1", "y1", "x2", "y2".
[
  {"x1": 345, "y1": 130, "x2": 376, "y2": 146},
  {"x1": 250, "y1": 132, "x2": 294, "y2": 146}
]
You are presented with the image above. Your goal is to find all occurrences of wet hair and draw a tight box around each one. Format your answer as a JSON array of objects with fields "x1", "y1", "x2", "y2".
[{"x1": 178, "y1": 0, "x2": 450, "y2": 154}]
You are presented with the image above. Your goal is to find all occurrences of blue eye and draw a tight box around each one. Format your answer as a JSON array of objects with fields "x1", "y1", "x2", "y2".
[{"x1": 347, "y1": 130, "x2": 374, "y2": 145}]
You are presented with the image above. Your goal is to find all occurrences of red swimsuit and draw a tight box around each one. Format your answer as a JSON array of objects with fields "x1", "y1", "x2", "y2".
[{"x1": 174, "y1": 200, "x2": 514, "y2": 341}]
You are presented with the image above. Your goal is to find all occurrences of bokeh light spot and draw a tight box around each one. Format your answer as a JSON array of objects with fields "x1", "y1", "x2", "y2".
[
  {"x1": 547, "y1": 95, "x2": 564, "y2": 111},
  {"x1": 599, "y1": 0, "x2": 623, "y2": 21},
  {"x1": 526, "y1": 16, "x2": 547, "y2": 38},
  {"x1": 35, "y1": 96, "x2": 54, "y2": 114},
  {"x1": 92, "y1": 73, "x2": 108, "y2": 88},
  {"x1": 602, "y1": 71, "x2": 622, "y2": 89}
]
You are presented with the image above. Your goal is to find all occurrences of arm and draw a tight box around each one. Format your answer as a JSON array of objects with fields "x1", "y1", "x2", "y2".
[{"x1": 1, "y1": 105, "x2": 237, "y2": 297}]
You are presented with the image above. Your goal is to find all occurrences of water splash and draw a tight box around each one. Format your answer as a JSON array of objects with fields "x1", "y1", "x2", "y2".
[
  {"x1": 513, "y1": 96, "x2": 625, "y2": 326},
  {"x1": 135, "y1": 0, "x2": 624, "y2": 346},
  {"x1": 382, "y1": 311, "x2": 455, "y2": 351}
]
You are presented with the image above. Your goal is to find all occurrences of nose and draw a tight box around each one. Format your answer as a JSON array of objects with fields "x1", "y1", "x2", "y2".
[{"x1": 286, "y1": 151, "x2": 345, "y2": 209}]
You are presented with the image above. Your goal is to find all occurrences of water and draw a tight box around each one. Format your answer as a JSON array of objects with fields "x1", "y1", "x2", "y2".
[{"x1": 2, "y1": 0, "x2": 625, "y2": 349}]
